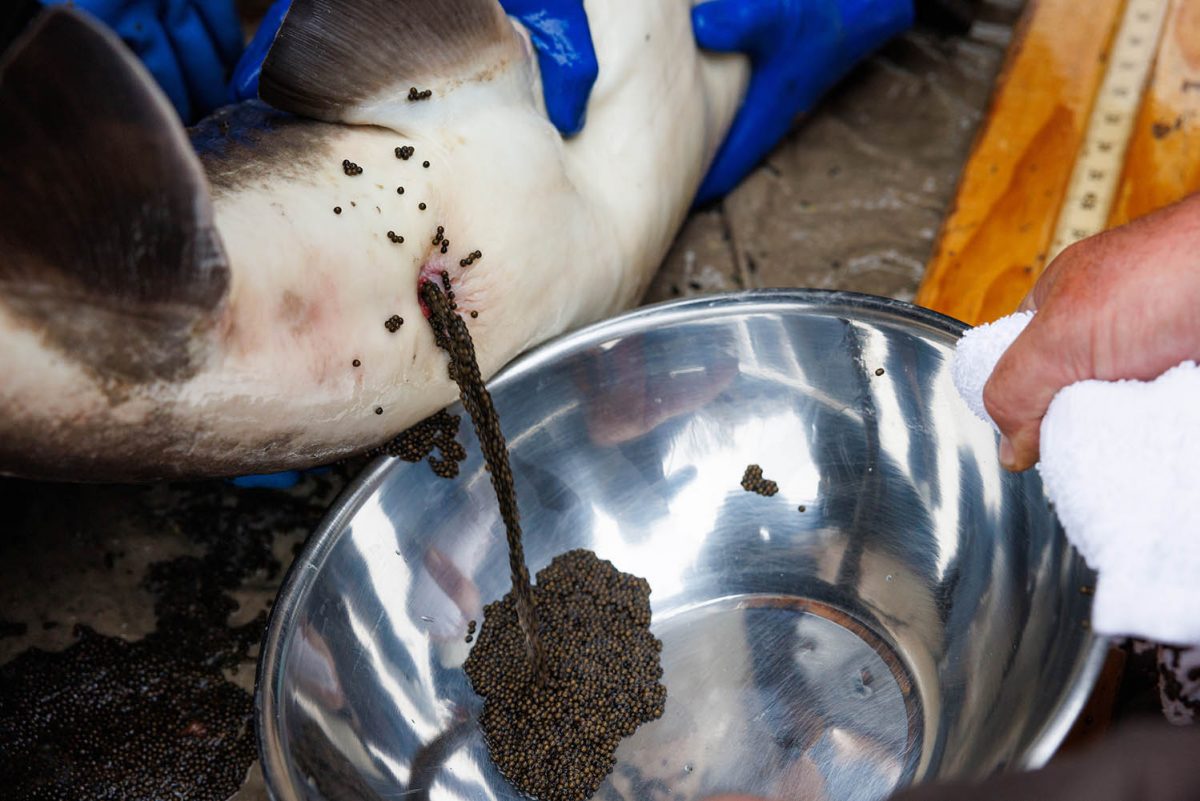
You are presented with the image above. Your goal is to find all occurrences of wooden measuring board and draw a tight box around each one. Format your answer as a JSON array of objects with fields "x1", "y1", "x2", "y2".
[
  {"x1": 913, "y1": 0, "x2": 1200, "y2": 751},
  {"x1": 916, "y1": 0, "x2": 1200, "y2": 326}
]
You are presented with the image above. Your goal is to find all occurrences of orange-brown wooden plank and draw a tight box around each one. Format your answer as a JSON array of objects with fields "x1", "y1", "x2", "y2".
[
  {"x1": 914, "y1": 0, "x2": 1125, "y2": 326},
  {"x1": 1108, "y1": 0, "x2": 1200, "y2": 226}
]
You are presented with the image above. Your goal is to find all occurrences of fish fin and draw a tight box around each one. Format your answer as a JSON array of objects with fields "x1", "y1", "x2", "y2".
[
  {"x1": 0, "y1": 8, "x2": 229, "y2": 383},
  {"x1": 259, "y1": 0, "x2": 525, "y2": 124}
]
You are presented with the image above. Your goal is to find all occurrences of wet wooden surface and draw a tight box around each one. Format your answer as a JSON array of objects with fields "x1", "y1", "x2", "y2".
[
  {"x1": 1108, "y1": 0, "x2": 1200, "y2": 227},
  {"x1": 916, "y1": 0, "x2": 1200, "y2": 327},
  {"x1": 913, "y1": 0, "x2": 1125, "y2": 325}
]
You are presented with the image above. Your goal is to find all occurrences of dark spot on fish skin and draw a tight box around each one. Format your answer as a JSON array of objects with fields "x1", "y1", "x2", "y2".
[{"x1": 278, "y1": 291, "x2": 315, "y2": 337}]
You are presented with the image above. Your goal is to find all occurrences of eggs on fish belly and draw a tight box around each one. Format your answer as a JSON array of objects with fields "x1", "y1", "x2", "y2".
[{"x1": 0, "y1": 0, "x2": 749, "y2": 481}]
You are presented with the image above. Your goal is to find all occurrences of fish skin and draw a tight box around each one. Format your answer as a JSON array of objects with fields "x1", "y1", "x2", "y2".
[{"x1": 0, "y1": 1, "x2": 748, "y2": 481}]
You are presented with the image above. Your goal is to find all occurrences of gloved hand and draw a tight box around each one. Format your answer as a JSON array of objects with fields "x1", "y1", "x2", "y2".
[
  {"x1": 41, "y1": 0, "x2": 243, "y2": 124},
  {"x1": 229, "y1": 0, "x2": 599, "y2": 136},
  {"x1": 691, "y1": 0, "x2": 914, "y2": 205},
  {"x1": 496, "y1": 0, "x2": 598, "y2": 135}
]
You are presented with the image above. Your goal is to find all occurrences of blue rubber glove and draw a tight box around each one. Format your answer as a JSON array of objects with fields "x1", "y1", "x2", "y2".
[
  {"x1": 226, "y1": 0, "x2": 288, "y2": 106},
  {"x1": 41, "y1": 0, "x2": 243, "y2": 124},
  {"x1": 692, "y1": 0, "x2": 914, "y2": 205},
  {"x1": 229, "y1": 0, "x2": 599, "y2": 137},
  {"x1": 228, "y1": 471, "x2": 304, "y2": 489},
  {"x1": 495, "y1": 0, "x2": 598, "y2": 136}
]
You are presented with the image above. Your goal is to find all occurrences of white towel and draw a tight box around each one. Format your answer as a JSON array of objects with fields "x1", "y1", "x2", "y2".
[{"x1": 953, "y1": 313, "x2": 1200, "y2": 645}]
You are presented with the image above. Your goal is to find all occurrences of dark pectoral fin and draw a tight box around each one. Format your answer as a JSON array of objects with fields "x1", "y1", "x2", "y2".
[
  {"x1": 0, "y1": 8, "x2": 229, "y2": 383},
  {"x1": 259, "y1": 0, "x2": 518, "y2": 122}
]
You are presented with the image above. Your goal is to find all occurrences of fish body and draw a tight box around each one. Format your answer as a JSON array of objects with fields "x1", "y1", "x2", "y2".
[{"x1": 0, "y1": 0, "x2": 747, "y2": 480}]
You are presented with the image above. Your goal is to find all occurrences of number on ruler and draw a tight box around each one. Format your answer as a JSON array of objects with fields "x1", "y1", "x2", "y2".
[{"x1": 1048, "y1": 0, "x2": 1168, "y2": 261}]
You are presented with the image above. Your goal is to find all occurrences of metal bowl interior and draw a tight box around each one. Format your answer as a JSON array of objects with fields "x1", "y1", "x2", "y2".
[{"x1": 257, "y1": 289, "x2": 1106, "y2": 801}]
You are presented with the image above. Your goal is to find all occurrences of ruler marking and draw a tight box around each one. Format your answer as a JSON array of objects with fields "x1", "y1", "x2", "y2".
[{"x1": 1047, "y1": 0, "x2": 1171, "y2": 260}]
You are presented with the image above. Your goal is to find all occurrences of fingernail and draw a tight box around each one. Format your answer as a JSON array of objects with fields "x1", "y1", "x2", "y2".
[{"x1": 999, "y1": 436, "x2": 1016, "y2": 469}]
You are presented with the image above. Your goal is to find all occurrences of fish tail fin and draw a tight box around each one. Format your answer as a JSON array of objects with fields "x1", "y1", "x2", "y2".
[
  {"x1": 0, "y1": 7, "x2": 229, "y2": 383},
  {"x1": 259, "y1": 0, "x2": 530, "y2": 127}
]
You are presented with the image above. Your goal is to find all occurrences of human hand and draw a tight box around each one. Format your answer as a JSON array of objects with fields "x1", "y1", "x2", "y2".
[
  {"x1": 41, "y1": 0, "x2": 243, "y2": 123},
  {"x1": 983, "y1": 193, "x2": 1200, "y2": 471},
  {"x1": 229, "y1": 0, "x2": 598, "y2": 136},
  {"x1": 691, "y1": 0, "x2": 914, "y2": 205}
]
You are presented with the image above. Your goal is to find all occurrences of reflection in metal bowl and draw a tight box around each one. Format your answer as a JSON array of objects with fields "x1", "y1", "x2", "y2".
[{"x1": 257, "y1": 290, "x2": 1106, "y2": 801}]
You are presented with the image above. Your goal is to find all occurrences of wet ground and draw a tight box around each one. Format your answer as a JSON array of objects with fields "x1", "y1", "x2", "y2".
[{"x1": 5, "y1": 4, "x2": 1157, "y2": 800}]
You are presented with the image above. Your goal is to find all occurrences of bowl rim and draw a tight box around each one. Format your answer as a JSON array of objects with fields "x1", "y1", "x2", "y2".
[{"x1": 255, "y1": 288, "x2": 1110, "y2": 800}]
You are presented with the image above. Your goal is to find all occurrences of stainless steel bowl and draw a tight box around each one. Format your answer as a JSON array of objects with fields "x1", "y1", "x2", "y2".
[{"x1": 257, "y1": 289, "x2": 1106, "y2": 801}]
